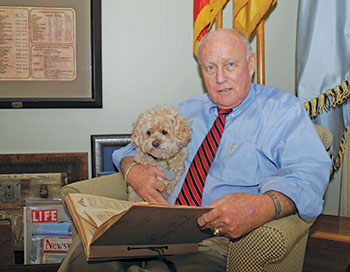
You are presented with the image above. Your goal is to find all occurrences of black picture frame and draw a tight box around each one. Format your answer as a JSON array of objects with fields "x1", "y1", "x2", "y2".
[
  {"x1": 91, "y1": 134, "x2": 131, "y2": 177},
  {"x1": 0, "y1": 0, "x2": 102, "y2": 108}
]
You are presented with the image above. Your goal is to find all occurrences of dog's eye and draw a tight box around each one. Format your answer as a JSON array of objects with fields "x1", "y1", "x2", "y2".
[
  {"x1": 162, "y1": 130, "x2": 168, "y2": 135},
  {"x1": 146, "y1": 130, "x2": 152, "y2": 136}
]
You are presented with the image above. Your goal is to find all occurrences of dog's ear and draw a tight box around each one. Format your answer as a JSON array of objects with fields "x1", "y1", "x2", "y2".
[
  {"x1": 131, "y1": 133, "x2": 138, "y2": 146},
  {"x1": 174, "y1": 114, "x2": 191, "y2": 146},
  {"x1": 131, "y1": 121, "x2": 140, "y2": 146}
]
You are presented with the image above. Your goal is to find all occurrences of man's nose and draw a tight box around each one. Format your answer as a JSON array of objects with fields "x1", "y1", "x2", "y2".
[{"x1": 216, "y1": 67, "x2": 227, "y2": 84}]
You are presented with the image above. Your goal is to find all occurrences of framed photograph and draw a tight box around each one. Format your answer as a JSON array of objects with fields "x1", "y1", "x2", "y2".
[
  {"x1": 91, "y1": 134, "x2": 131, "y2": 178},
  {"x1": 0, "y1": 152, "x2": 88, "y2": 183},
  {"x1": 0, "y1": 0, "x2": 102, "y2": 108}
]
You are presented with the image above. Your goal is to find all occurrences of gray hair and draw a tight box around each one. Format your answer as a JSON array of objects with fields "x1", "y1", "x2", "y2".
[{"x1": 197, "y1": 29, "x2": 252, "y2": 64}]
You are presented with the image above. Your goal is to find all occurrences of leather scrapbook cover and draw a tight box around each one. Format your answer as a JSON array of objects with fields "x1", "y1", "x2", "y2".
[
  {"x1": 0, "y1": 219, "x2": 15, "y2": 266},
  {"x1": 64, "y1": 193, "x2": 212, "y2": 261}
]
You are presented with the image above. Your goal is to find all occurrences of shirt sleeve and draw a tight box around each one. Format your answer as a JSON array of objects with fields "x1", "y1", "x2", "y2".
[
  {"x1": 112, "y1": 143, "x2": 137, "y2": 171},
  {"x1": 259, "y1": 100, "x2": 332, "y2": 221}
]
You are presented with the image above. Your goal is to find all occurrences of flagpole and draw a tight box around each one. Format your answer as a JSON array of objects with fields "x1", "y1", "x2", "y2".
[
  {"x1": 215, "y1": 10, "x2": 223, "y2": 29},
  {"x1": 257, "y1": 19, "x2": 265, "y2": 85}
]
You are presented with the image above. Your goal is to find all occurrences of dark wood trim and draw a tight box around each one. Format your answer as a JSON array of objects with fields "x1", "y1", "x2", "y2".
[
  {"x1": 304, "y1": 214, "x2": 350, "y2": 272},
  {"x1": 0, "y1": 153, "x2": 88, "y2": 183}
]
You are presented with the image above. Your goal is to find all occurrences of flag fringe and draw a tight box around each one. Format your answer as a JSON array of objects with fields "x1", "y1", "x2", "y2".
[
  {"x1": 304, "y1": 78, "x2": 350, "y2": 118},
  {"x1": 303, "y1": 78, "x2": 350, "y2": 178},
  {"x1": 329, "y1": 126, "x2": 350, "y2": 178}
]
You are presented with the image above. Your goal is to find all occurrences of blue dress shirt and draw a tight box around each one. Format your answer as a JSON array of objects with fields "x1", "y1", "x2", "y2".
[{"x1": 112, "y1": 83, "x2": 332, "y2": 221}]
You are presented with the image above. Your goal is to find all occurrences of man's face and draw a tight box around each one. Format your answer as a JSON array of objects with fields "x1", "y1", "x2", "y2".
[{"x1": 198, "y1": 30, "x2": 256, "y2": 109}]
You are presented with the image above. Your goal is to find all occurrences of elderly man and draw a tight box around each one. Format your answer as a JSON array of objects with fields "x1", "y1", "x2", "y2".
[{"x1": 59, "y1": 29, "x2": 331, "y2": 272}]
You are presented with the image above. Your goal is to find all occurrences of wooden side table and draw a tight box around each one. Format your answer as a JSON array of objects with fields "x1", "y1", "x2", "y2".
[{"x1": 303, "y1": 214, "x2": 350, "y2": 272}]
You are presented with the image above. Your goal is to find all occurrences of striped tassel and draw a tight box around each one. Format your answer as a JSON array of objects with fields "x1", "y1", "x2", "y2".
[
  {"x1": 304, "y1": 78, "x2": 350, "y2": 119},
  {"x1": 330, "y1": 126, "x2": 350, "y2": 177},
  {"x1": 302, "y1": 78, "x2": 350, "y2": 178}
]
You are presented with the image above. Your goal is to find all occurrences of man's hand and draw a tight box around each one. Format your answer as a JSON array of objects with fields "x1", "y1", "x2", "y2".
[
  {"x1": 121, "y1": 157, "x2": 167, "y2": 204},
  {"x1": 197, "y1": 192, "x2": 295, "y2": 239}
]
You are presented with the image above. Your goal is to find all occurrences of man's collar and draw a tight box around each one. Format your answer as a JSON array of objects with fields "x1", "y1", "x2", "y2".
[{"x1": 207, "y1": 84, "x2": 255, "y2": 115}]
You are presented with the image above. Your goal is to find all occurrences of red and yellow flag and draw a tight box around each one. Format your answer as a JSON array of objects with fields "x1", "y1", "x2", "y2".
[
  {"x1": 193, "y1": 0, "x2": 276, "y2": 56},
  {"x1": 233, "y1": 0, "x2": 277, "y2": 38},
  {"x1": 193, "y1": 0, "x2": 229, "y2": 57}
]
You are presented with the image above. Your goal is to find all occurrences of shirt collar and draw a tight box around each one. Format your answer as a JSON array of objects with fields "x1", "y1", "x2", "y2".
[{"x1": 207, "y1": 83, "x2": 256, "y2": 116}]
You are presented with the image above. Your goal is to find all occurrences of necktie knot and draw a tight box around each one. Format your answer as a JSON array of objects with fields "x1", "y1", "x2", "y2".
[{"x1": 217, "y1": 107, "x2": 232, "y2": 117}]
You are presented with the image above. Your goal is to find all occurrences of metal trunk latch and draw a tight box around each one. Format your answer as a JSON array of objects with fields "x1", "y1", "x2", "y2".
[{"x1": 0, "y1": 182, "x2": 21, "y2": 202}]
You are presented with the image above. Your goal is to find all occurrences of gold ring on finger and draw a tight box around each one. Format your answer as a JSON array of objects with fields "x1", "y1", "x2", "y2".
[{"x1": 213, "y1": 228, "x2": 220, "y2": 236}]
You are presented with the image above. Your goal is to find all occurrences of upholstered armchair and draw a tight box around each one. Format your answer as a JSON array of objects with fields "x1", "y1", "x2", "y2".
[{"x1": 61, "y1": 124, "x2": 332, "y2": 272}]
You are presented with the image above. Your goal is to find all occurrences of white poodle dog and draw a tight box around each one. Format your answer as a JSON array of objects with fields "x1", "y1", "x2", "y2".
[{"x1": 128, "y1": 105, "x2": 191, "y2": 202}]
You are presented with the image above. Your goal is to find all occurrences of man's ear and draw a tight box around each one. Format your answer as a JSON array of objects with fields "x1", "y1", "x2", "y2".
[{"x1": 248, "y1": 52, "x2": 257, "y2": 78}]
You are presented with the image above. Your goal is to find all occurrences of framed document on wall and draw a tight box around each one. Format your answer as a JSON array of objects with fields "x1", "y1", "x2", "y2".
[{"x1": 0, "y1": 0, "x2": 102, "y2": 108}]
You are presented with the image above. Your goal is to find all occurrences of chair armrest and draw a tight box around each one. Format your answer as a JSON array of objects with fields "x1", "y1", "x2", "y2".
[
  {"x1": 60, "y1": 172, "x2": 128, "y2": 201},
  {"x1": 226, "y1": 214, "x2": 314, "y2": 272}
]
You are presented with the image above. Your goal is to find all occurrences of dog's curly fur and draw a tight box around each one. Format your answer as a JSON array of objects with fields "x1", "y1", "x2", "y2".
[{"x1": 128, "y1": 105, "x2": 191, "y2": 202}]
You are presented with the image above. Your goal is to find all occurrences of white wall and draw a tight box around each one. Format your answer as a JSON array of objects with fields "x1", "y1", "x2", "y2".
[{"x1": 0, "y1": 0, "x2": 298, "y2": 176}]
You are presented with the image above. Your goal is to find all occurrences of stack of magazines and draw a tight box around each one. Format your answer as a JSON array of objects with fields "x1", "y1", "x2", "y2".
[{"x1": 24, "y1": 199, "x2": 72, "y2": 264}]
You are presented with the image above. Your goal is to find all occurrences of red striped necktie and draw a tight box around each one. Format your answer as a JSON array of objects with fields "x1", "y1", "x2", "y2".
[{"x1": 175, "y1": 107, "x2": 232, "y2": 206}]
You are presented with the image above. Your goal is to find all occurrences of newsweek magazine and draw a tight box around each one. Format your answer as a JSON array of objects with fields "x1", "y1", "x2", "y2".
[{"x1": 24, "y1": 199, "x2": 72, "y2": 264}]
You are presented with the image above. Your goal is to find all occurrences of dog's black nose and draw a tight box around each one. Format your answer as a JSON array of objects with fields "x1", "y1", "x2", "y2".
[{"x1": 152, "y1": 139, "x2": 161, "y2": 148}]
